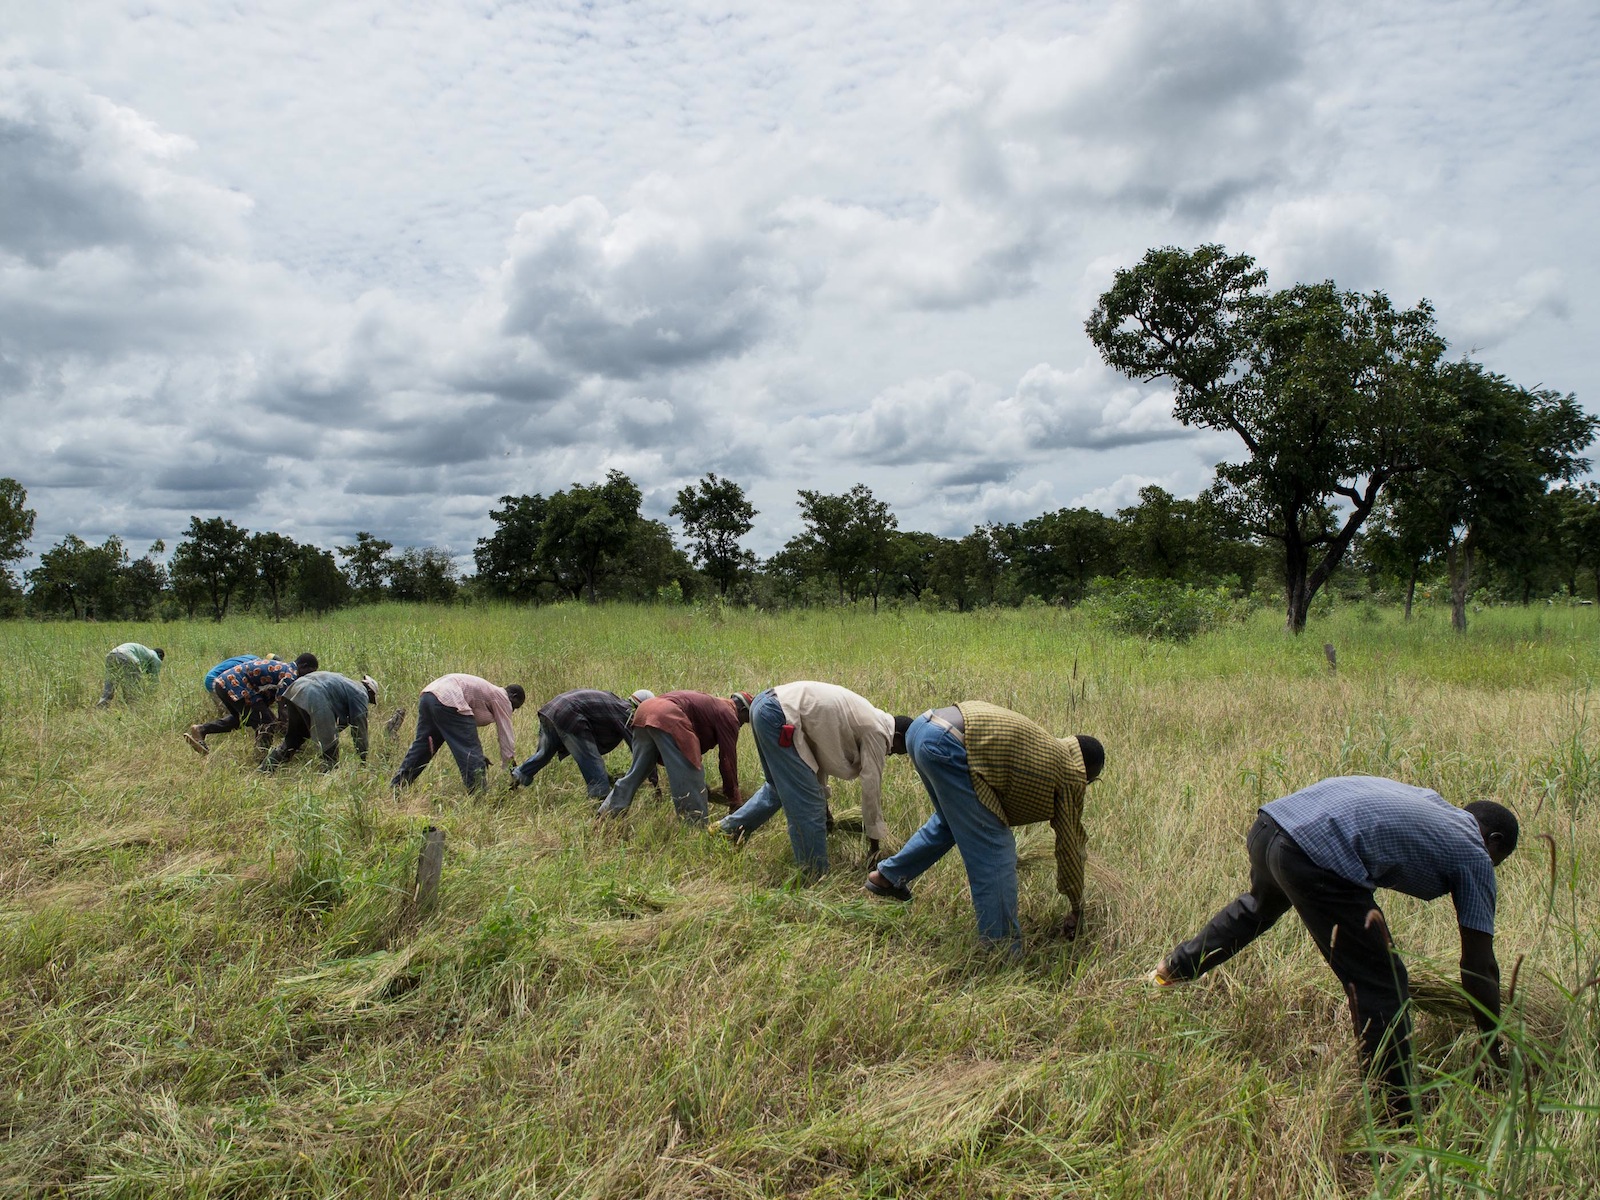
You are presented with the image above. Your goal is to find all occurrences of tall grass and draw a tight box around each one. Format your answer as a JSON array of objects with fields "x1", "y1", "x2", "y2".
[{"x1": 1, "y1": 602, "x2": 1596, "y2": 1197}]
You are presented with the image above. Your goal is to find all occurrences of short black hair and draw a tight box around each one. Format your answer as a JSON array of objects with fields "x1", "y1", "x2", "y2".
[
  {"x1": 505, "y1": 684, "x2": 526, "y2": 709},
  {"x1": 294, "y1": 653, "x2": 319, "y2": 674},
  {"x1": 1074, "y1": 735, "x2": 1105, "y2": 783},
  {"x1": 153, "y1": 648, "x2": 166, "y2": 660},
  {"x1": 1465, "y1": 800, "x2": 1519, "y2": 857}
]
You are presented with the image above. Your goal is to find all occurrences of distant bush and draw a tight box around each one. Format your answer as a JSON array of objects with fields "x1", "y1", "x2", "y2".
[{"x1": 1080, "y1": 577, "x2": 1248, "y2": 642}]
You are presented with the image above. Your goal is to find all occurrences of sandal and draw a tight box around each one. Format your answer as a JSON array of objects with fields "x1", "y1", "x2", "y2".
[{"x1": 862, "y1": 870, "x2": 911, "y2": 903}]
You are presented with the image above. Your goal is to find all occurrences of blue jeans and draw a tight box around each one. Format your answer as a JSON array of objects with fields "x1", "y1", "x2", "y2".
[
  {"x1": 599, "y1": 727, "x2": 708, "y2": 820},
  {"x1": 874, "y1": 715, "x2": 1020, "y2": 950},
  {"x1": 513, "y1": 715, "x2": 614, "y2": 798},
  {"x1": 720, "y1": 689, "x2": 829, "y2": 876}
]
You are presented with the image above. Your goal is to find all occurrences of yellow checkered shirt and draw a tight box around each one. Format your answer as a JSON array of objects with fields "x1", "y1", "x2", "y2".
[{"x1": 957, "y1": 701, "x2": 1089, "y2": 910}]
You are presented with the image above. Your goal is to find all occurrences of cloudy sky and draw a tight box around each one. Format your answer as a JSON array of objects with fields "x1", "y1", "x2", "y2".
[{"x1": 2, "y1": 0, "x2": 1596, "y2": 565}]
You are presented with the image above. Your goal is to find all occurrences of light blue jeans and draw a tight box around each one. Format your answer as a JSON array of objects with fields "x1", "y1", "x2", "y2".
[
  {"x1": 720, "y1": 689, "x2": 829, "y2": 877},
  {"x1": 874, "y1": 714, "x2": 1020, "y2": 950},
  {"x1": 599, "y1": 726, "x2": 709, "y2": 820}
]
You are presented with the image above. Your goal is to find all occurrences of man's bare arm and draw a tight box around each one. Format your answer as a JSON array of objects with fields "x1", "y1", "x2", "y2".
[{"x1": 1459, "y1": 927, "x2": 1504, "y2": 1064}]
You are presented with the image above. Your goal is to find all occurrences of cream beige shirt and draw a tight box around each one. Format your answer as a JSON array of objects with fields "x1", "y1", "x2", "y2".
[{"x1": 772, "y1": 681, "x2": 896, "y2": 842}]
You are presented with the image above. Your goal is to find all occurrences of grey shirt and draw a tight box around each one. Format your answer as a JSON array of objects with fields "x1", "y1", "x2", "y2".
[{"x1": 282, "y1": 672, "x2": 370, "y2": 759}]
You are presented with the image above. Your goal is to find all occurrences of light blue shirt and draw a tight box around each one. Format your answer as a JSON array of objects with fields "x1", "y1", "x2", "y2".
[{"x1": 1264, "y1": 775, "x2": 1498, "y2": 933}]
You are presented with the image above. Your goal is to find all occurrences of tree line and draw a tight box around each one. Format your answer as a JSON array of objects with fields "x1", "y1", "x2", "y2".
[
  {"x1": 5, "y1": 467, "x2": 1599, "y2": 633},
  {"x1": 2, "y1": 243, "x2": 1595, "y2": 633}
]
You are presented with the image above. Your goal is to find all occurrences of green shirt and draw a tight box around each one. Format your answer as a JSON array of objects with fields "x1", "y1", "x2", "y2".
[
  {"x1": 111, "y1": 643, "x2": 162, "y2": 680},
  {"x1": 958, "y1": 701, "x2": 1089, "y2": 910}
]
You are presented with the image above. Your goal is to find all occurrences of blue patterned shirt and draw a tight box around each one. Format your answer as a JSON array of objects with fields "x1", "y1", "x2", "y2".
[
  {"x1": 214, "y1": 658, "x2": 297, "y2": 706},
  {"x1": 205, "y1": 655, "x2": 261, "y2": 692},
  {"x1": 1264, "y1": 776, "x2": 1498, "y2": 933}
]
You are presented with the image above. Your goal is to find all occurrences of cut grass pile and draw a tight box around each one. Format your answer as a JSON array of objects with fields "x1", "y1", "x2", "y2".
[{"x1": 1, "y1": 602, "x2": 1597, "y2": 1197}]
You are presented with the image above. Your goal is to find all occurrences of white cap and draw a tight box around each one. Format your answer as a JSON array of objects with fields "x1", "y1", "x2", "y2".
[{"x1": 362, "y1": 674, "x2": 379, "y2": 702}]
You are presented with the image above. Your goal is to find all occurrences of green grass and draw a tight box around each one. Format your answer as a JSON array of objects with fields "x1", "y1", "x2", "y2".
[{"x1": 1, "y1": 602, "x2": 1597, "y2": 1197}]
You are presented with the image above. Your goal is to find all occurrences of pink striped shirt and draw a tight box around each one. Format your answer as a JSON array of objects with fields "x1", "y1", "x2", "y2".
[{"x1": 423, "y1": 673, "x2": 517, "y2": 763}]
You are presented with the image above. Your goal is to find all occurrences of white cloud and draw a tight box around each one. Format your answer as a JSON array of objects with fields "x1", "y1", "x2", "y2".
[
  {"x1": 1067, "y1": 473, "x2": 1188, "y2": 515},
  {"x1": 815, "y1": 358, "x2": 1189, "y2": 473},
  {"x1": 0, "y1": 0, "x2": 1594, "y2": 565}
]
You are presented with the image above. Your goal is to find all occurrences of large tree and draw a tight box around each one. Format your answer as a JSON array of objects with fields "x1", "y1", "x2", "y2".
[
  {"x1": 882, "y1": 529, "x2": 946, "y2": 602},
  {"x1": 474, "y1": 493, "x2": 552, "y2": 601},
  {"x1": 389, "y1": 546, "x2": 460, "y2": 604},
  {"x1": 787, "y1": 484, "x2": 898, "y2": 607},
  {"x1": 26, "y1": 534, "x2": 128, "y2": 619},
  {"x1": 610, "y1": 518, "x2": 697, "y2": 602},
  {"x1": 1359, "y1": 496, "x2": 1442, "y2": 620},
  {"x1": 120, "y1": 541, "x2": 168, "y2": 620},
  {"x1": 998, "y1": 507, "x2": 1121, "y2": 605},
  {"x1": 0, "y1": 479, "x2": 36, "y2": 614},
  {"x1": 293, "y1": 545, "x2": 351, "y2": 615},
  {"x1": 0, "y1": 478, "x2": 35, "y2": 583},
  {"x1": 337, "y1": 532, "x2": 395, "y2": 603},
  {"x1": 1554, "y1": 483, "x2": 1600, "y2": 605},
  {"x1": 250, "y1": 531, "x2": 300, "y2": 620},
  {"x1": 1380, "y1": 362, "x2": 1594, "y2": 631},
  {"x1": 927, "y1": 527, "x2": 1006, "y2": 612},
  {"x1": 538, "y1": 470, "x2": 643, "y2": 603},
  {"x1": 169, "y1": 517, "x2": 252, "y2": 621},
  {"x1": 670, "y1": 473, "x2": 756, "y2": 597},
  {"x1": 1087, "y1": 244, "x2": 1449, "y2": 632}
]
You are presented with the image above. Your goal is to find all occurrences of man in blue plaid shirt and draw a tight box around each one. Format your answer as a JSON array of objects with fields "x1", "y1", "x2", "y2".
[{"x1": 1150, "y1": 775, "x2": 1519, "y2": 1118}]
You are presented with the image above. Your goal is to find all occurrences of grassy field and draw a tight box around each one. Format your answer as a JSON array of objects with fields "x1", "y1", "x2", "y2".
[{"x1": 2, "y1": 602, "x2": 1597, "y2": 1198}]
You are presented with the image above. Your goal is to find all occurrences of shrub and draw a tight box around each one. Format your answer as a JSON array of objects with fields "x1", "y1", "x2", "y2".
[{"x1": 1080, "y1": 577, "x2": 1248, "y2": 642}]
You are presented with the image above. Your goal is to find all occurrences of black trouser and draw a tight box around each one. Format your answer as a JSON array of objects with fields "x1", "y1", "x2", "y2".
[
  {"x1": 1166, "y1": 813, "x2": 1414, "y2": 1113},
  {"x1": 262, "y1": 701, "x2": 337, "y2": 772},
  {"x1": 196, "y1": 685, "x2": 277, "y2": 747},
  {"x1": 391, "y1": 693, "x2": 488, "y2": 791}
]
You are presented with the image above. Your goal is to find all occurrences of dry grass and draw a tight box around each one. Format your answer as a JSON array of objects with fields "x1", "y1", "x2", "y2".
[{"x1": 0, "y1": 601, "x2": 1597, "y2": 1197}]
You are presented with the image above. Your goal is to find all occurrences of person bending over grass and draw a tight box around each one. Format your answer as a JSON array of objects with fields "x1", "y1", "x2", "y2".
[
  {"x1": 185, "y1": 653, "x2": 317, "y2": 754},
  {"x1": 201, "y1": 654, "x2": 265, "y2": 713},
  {"x1": 717, "y1": 681, "x2": 913, "y2": 878},
  {"x1": 509, "y1": 689, "x2": 636, "y2": 799},
  {"x1": 390, "y1": 673, "x2": 525, "y2": 793},
  {"x1": 96, "y1": 642, "x2": 164, "y2": 707},
  {"x1": 261, "y1": 672, "x2": 378, "y2": 773},
  {"x1": 1149, "y1": 776, "x2": 1519, "y2": 1120},
  {"x1": 864, "y1": 703, "x2": 1103, "y2": 955},
  {"x1": 598, "y1": 689, "x2": 748, "y2": 822}
]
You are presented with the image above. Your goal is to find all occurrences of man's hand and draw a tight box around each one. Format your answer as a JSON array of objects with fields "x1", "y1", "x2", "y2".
[
  {"x1": 1055, "y1": 909, "x2": 1082, "y2": 941},
  {"x1": 1486, "y1": 1036, "x2": 1507, "y2": 1072}
]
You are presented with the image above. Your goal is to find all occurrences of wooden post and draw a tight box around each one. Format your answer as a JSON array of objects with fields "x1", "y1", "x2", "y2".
[{"x1": 414, "y1": 826, "x2": 445, "y2": 915}]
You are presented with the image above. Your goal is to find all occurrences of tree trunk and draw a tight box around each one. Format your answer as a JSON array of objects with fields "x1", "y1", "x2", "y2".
[
  {"x1": 1403, "y1": 560, "x2": 1418, "y2": 621},
  {"x1": 1448, "y1": 534, "x2": 1475, "y2": 633},
  {"x1": 1283, "y1": 537, "x2": 1312, "y2": 634}
]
